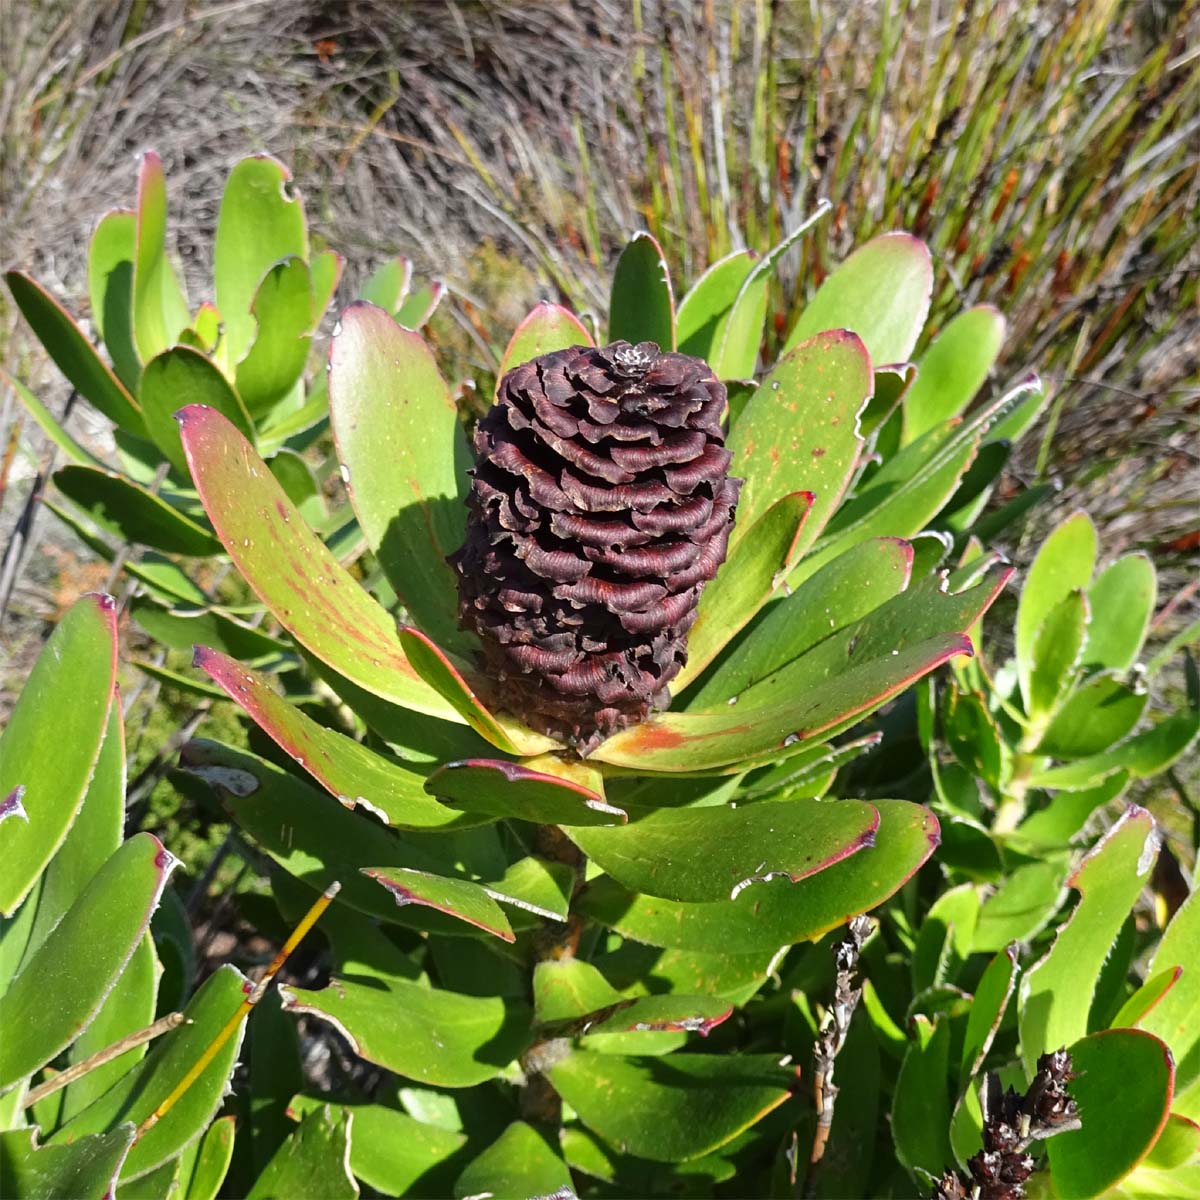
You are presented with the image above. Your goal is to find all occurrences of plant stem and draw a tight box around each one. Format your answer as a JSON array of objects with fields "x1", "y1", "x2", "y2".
[
  {"x1": 23, "y1": 1012, "x2": 187, "y2": 1108},
  {"x1": 993, "y1": 752, "x2": 1036, "y2": 834},
  {"x1": 807, "y1": 914, "x2": 873, "y2": 1191},
  {"x1": 518, "y1": 822, "x2": 587, "y2": 1126}
]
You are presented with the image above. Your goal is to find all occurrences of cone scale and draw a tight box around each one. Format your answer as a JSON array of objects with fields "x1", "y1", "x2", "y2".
[{"x1": 450, "y1": 340, "x2": 741, "y2": 752}]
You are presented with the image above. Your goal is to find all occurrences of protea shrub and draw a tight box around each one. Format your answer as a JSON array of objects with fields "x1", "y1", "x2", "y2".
[
  {"x1": 12, "y1": 176, "x2": 1197, "y2": 1198},
  {"x1": 163, "y1": 221, "x2": 1053, "y2": 1193}
]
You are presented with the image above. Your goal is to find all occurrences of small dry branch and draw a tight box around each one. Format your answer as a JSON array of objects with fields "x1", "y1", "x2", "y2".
[
  {"x1": 809, "y1": 913, "x2": 874, "y2": 1171},
  {"x1": 23, "y1": 1012, "x2": 188, "y2": 1108}
]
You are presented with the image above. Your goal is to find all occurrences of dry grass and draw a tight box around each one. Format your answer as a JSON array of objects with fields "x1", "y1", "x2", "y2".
[{"x1": 1, "y1": 0, "x2": 1197, "y2": 638}]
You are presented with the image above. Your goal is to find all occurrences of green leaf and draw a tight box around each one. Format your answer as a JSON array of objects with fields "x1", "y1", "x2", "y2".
[
  {"x1": 891, "y1": 1015, "x2": 953, "y2": 1183},
  {"x1": 1019, "y1": 806, "x2": 1159, "y2": 1075},
  {"x1": 687, "y1": 536, "x2": 914, "y2": 708},
  {"x1": 140, "y1": 345, "x2": 253, "y2": 475},
  {"x1": 1016, "y1": 511, "x2": 1097, "y2": 708},
  {"x1": 949, "y1": 1080, "x2": 985, "y2": 1173},
  {"x1": 62, "y1": 934, "x2": 159, "y2": 1120},
  {"x1": 310, "y1": 250, "x2": 344, "y2": 321},
  {"x1": 180, "y1": 739, "x2": 462, "y2": 924},
  {"x1": 326, "y1": 303, "x2": 471, "y2": 651},
  {"x1": 119, "y1": 1155, "x2": 180, "y2": 1199},
  {"x1": 1141, "y1": 887, "x2": 1200, "y2": 1094},
  {"x1": 675, "y1": 490, "x2": 815, "y2": 689},
  {"x1": 247, "y1": 1106, "x2": 357, "y2": 1200},
  {"x1": 453, "y1": 1121, "x2": 573, "y2": 1200},
  {"x1": 0, "y1": 593, "x2": 117, "y2": 916},
  {"x1": 1085, "y1": 553, "x2": 1156, "y2": 672},
  {"x1": 425, "y1": 759, "x2": 626, "y2": 826},
  {"x1": 712, "y1": 210, "x2": 830, "y2": 378},
  {"x1": 1047, "y1": 1028, "x2": 1174, "y2": 1198},
  {"x1": 287, "y1": 1096, "x2": 466, "y2": 1198},
  {"x1": 1027, "y1": 589, "x2": 1089, "y2": 720},
  {"x1": 1141, "y1": 1112, "x2": 1200, "y2": 1171},
  {"x1": 268, "y1": 449, "x2": 329, "y2": 530},
  {"x1": 214, "y1": 156, "x2": 308, "y2": 366},
  {"x1": 533, "y1": 959, "x2": 731, "y2": 1045},
  {"x1": 798, "y1": 432, "x2": 978, "y2": 588},
  {"x1": 497, "y1": 302, "x2": 594, "y2": 390},
  {"x1": 609, "y1": 231, "x2": 674, "y2": 348},
  {"x1": 54, "y1": 466, "x2": 221, "y2": 557},
  {"x1": 725, "y1": 330, "x2": 871, "y2": 559},
  {"x1": 534, "y1": 956, "x2": 627, "y2": 1028},
  {"x1": 960, "y1": 945, "x2": 1019, "y2": 1081},
  {"x1": 595, "y1": 633, "x2": 973, "y2": 773},
  {"x1": 186, "y1": 302, "x2": 222, "y2": 354},
  {"x1": 11, "y1": 698, "x2": 124, "y2": 974},
  {"x1": 180, "y1": 1116, "x2": 236, "y2": 1200},
  {"x1": 236, "y1": 257, "x2": 315, "y2": 416},
  {"x1": 87, "y1": 209, "x2": 140, "y2": 391},
  {"x1": 859, "y1": 361, "x2": 915, "y2": 440},
  {"x1": 578, "y1": 799, "x2": 937, "y2": 952},
  {"x1": 570, "y1": 798, "x2": 879, "y2": 903},
  {"x1": 148, "y1": 886, "x2": 193, "y2": 1015},
  {"x1": 245, "y1": 989, "x2": 303, "y2": 1172},
  {"x1": 1028, "y1": 704, "x2": 1200, "y2": 790},
  {"x1": 257, "y1": 387, "x2": 331, "y2": 453},
  {"x1": 595, "y1": 941, "x2": 779, "y2": 1006},
  {"x1": 177, "y1": 405, "x2": 456, "y2": 718},
  {"x1": 359, "y1": 256, "x2": 412, "y2": 312},
  {"x1": 733, "y1": 733, "x2": 881, "y2": 802},
  {"x1": 363, "y1": 867, "x2": 515, "y2": 942},
  {"x1": 988, "y1": 374, "x2": 1050, "y2": 444},
  {"x1": 902, "y1": 305, "x2": 1005, "y2": 444},
  {"x1": 0, "y1": 833, "x2": 174, "y2": 1092},
  {"x1": 0, "y1": 1125, "x2": 134, "y2": 1200},
  {"x1": 912, "y1": 882, "x2": 980, "y2": 993},
  {"x1": 500, "y1": 855, "x2": 580, "y2": 923},
  {"x1": 281, "y1": 965, "x2": 530, "y2": 1088},
  {"x1": 397, "y1": 627, "x2": 556, "y2": 755},
  {"x1": 5, "y1": 270, "x2": 146, "y2": 435},
  {"x1": 132, "y1": 598, "x2": 286, "y2": 663},
  {"x1": 676, "y1": 250, "x2": 758, "y2": 364},
  {"x1": 942, "y1": 685, "x2": 1008, "y2": 791},
  {"x1": 43, "y1": 500, "x2": 207, "y2": 605},
  {"x1": 180, "y1": 741, "x2": 540, "y2": 928},
  {"x1": 132, "y1": 152, "x2": 190, "y2": 361},
  {"x1": 561, "y1": 1126, "x2": 739, "y2": 1192},
  {"x1": 939, "y1": 439, "x2": 1012, "y2": 531},
  {"x1": 1013, "y1": 773, "x2": 1129, "y2": 850},
  {"x1": 784, "y1": 232, "x2": 933, "y2": 363},
  {"x1": 193, "y1": 647, "x2": 462, "y2": 830},
  {"x1": 51, "y1": 965, "x2": 250, "y2": 1181},
  {"x1": 1111, "y1": 966, "x2": 1182, "y2": 1031},
  {"x1": 599, "y1": 567, "x2": 1006, "y2": 773},
  {"x1": 1036, "y1": 675, "x2": 1148, "y2": 758},
  {"x1": 800, "y1": 374, "x2": 1041, "y2": 592},
  {"x1": 549, "y1": 1051, "x2": 792, "y2": 1162},
  {"x1": 972, "y1": 861, "x2": 1066, "y2": 953},
  {"x1": 0, "y1": 367, "x2": 106, "y2": 468},
  {"x1": 395, "y1": 280, "x2": 444, "y2": 329},
  {"x1": 1147, "y1": 617, "x2": 1200, "y2": 677}
]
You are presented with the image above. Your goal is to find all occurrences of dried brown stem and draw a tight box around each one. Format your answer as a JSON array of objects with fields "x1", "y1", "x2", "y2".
[
  {"x1": 23, "y1": 1012, "x2": 187, "y2": 1108},
  {"x1": 809, "y1": 914, "x2": 874, "y2": 1178}
]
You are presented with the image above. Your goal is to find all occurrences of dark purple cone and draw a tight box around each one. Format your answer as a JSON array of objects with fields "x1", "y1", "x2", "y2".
[{"x1": 449, "y1": 340, "x2": 741, "y2": 752}]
